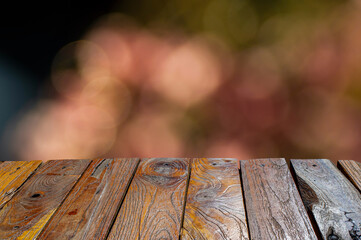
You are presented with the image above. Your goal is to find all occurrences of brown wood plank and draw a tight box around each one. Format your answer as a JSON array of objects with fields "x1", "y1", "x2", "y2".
[
  {"x1": 37, "y1": 158, "x2": 139, "y2": 240},
  {"x1": 338, "y1": 160, "x2": 361, "y2": 192},
  {"x1": 0, "y1": 161, "x2": 42, "y2": 209},
  {"x1": 107, "y1": 158, "x2": 190, "y2": 240},
  {"x1": 181, "y1": 158, "x2": 249, "y2": 240},
  {"x1": 33, "y1": 159, "x2": 90, "y2": 175},
  {"x1": 241, "y1": 158, "x2": 317, "y2": 240},
  {"x1": 0, "y1": 159, "x2": 90, "y2": 240},
  {"x1": 291, "y1": 159, "x2": 361, "y2": 240}
]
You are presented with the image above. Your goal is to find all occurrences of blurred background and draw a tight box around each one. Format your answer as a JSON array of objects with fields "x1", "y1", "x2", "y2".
[{"x1": 1, "y1": 0, "x2": 361, "y2": 163}]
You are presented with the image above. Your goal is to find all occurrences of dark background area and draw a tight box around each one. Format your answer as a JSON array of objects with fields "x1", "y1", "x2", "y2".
[
  {"x1": 0, "y1": 0, "x2": 116, "y2": 159},
  {"x1": 0, "y1": 0, "x2": 117, "y2": 85}
]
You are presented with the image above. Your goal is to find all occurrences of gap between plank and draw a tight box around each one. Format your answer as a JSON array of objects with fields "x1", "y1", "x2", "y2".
[
  {"x1": 178, "y1": 158, "x2": 192, "y2": 240},
  {"x1": 103, "y1": 158, "x2": 141, "y2": 240},
  {"x1": 238, "y1": 160, "x2": 251, "y2": 240}
]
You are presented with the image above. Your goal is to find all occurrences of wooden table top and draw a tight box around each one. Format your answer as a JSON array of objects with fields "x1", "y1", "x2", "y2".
[{"x1": 0, "y1": 158, "x2": 360, "y2": 240}]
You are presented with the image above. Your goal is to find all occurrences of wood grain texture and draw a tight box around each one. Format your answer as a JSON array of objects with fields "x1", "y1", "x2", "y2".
[
  {"x1": 338, "y1": 160, "x2": 361, "y2": 192},
  {"x1": 241, "y1": 158, "x2": 316, "y2": 240},
  {"x1": 291, "y1": 159, "x2": 361, "y2": 240},
  {"x1": 0, "y1": 160, "x2": 90, "y2": 239},
  {"x1": 108, "y1": 158, "x2": 190, "y2": 240},
  {"x1": 38, "y1": 158, "x2": 139, "y2": 240},
  {"x1": 33, "y1": 159, "x2": 90, "y2": 175},
  {"x1": 0, "y1": 161, "x2": 42, "y2": 209},
  {"x1": 181, "y1": 158, "x2": 249, "y2": 240}
]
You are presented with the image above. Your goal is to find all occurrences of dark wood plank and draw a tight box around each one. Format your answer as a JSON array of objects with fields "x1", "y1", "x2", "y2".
[
  {"x1": 107, "y1": 158, "x2": 190, "y2": 240},
  {"x1": 241, "y1": 158, "x2": 317, "y2": 240},
  {"x1": 181, "y1": 158, "x2": 249, "y2": 240},
  {"x1": 338, "y1": 160, "x2": 361, "y2": 192},
  {"x1": 38, "y1": 158, "x2": 139, "y2": 240},
  {"x1": 0, "y1": 161, "x2": 42, "y2": 209},
  {"x1": 0, "y1": 160, "x2": 90, "y2": 239},
  {"x1": 291, "y1": 159, "x2": 361, "y2": 240}
]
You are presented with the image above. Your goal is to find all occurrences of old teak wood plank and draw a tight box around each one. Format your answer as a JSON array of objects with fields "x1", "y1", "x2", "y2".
[
  {"x1": 181, "y1": 158, "x2": 249, "y2": 240},
  {"x1": 0, "y1": 161, "x2": 42, "y2": 209},
  {"x1": 38, "y1": 158, "x2": 139, "y2": 240},
  {"x1": 0, "y1": 160, "x2": 90, "y2": 239},
  {"x1": 107, "y1": 158, "x2": 190, "y2": 240},
  {"x1": 241, "y1": 158, "x2": 317, "y2": 240}
]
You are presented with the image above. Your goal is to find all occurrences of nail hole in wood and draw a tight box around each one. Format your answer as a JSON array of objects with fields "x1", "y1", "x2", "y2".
[{"x1": 31, "y1": 193, "x2": 41, "y2": 198}]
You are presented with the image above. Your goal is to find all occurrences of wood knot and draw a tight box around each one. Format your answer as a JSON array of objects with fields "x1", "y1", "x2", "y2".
[
  {"x1": 144, "y1": 159, "x2": 187, "y2": 177},
  {"x1": 141, "y1": 159, "x2": 188, "y2": 187},
  {"x1": 152, "y1": 162, "x2": 177, "y2": 175}
]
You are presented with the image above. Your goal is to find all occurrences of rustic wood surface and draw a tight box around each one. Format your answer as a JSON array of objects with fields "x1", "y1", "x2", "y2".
[
  {"x1": 0, "y1": 160, "x2": 90, "y2": 240},
  {"x1": 338, "y1": 160, "x2": 361, "y2": 192},
  {"x1": 38, "y1": 158, "x2": 139, "y2": 240},
  {"x1": 107, "y1": 158, "x2": 190, "y2": 240},
  {"x1": 291, "y1": 159, "x2": 361, "y2": 240},
  {"x1": 241, "y1": 158, "x2": 316, "y2": 240},
  {"x1": 0, "y1": 161, "x2": 41, "y2": 209},
  {"x1": 33, "y1": 159, "x2": 90, "y2": 175},
  {"x1": 181, "y1": 158, "x2": 249, "y2": 240},
  {"x1": 2, "y1": 158, "x2": 360, "y2": 239}
]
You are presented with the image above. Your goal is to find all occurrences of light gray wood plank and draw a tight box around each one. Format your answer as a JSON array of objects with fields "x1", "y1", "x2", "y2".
[{"x1": 291, "y1": 159, "x2": 361, "y2": 240}]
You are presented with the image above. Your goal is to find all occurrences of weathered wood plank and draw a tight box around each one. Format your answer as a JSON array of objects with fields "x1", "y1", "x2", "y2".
[
  {"x1": 108, "y1": 158, "x2": 190, "y2": 240},
  {"x1": 33, "y1": 159, "x2": 90, "y2": 175},
  {"x1": 181, "y1": 158, "x2": 249, "y2": 240},
  {"x1": 38, "y1": 158, "x2": 139, "y2": 240},
  {"x1": 241, "y1": 158, "x2": 317, "y2": 240},
  {"x1": 338, "y1": 160, "x2": 361, "y2": 192},
  {"x1": 0, "y1": 160, "x2": 90, "y2": 239},
  {"x1": 0, "y1": 161, "x2": 42, "y2": 209},
  {"x1": 291, "y1": 159, "x2": 361, "y2": 240}
]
